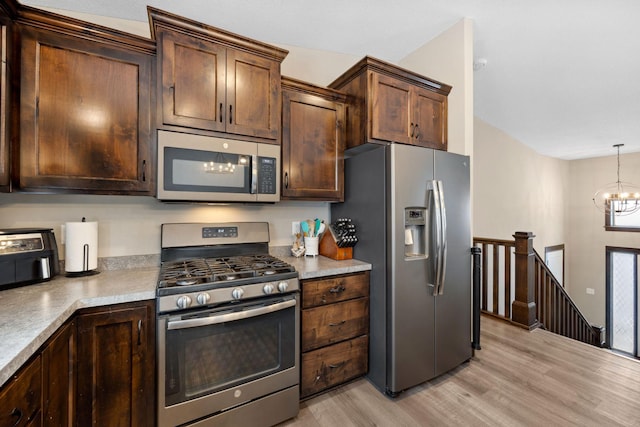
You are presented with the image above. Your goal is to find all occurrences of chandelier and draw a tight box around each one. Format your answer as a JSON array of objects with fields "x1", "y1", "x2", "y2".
[{"x1": 592, "y1": 144, "x2": 640, "y2": 216}]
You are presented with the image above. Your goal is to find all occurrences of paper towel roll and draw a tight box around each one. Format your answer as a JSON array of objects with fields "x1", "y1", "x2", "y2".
[{"x1": 65, "y1": 221, "x2": 98, "y2": 274}]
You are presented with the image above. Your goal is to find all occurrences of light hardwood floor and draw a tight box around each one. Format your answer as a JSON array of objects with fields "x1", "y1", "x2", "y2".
[{"x1": 281, "y1": 315, "x2": 640, "y2": 426}]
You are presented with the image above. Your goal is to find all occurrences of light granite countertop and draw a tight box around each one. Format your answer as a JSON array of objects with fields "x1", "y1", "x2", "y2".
[
  {"x1": 0, "y1": 268, "x2": 158, "y2": 388},
  {"x1": 0, "y1": 253, "x2": 370, "y2": 388}
]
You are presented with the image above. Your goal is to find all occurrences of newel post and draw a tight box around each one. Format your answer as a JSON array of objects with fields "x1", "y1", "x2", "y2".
[{"x1": 512, "y1": 232, "x2": 539, "y2": 330}]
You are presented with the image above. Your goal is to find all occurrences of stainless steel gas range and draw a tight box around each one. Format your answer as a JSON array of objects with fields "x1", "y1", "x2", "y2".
[{"x1": 156, "y1": 222, "x2": 300, "y2": 427}]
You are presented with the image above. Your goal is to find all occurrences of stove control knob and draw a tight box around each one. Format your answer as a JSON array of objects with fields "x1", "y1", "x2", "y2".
[
  {"x1": 232, "y1": 288, "x2": 244, "y2": 300},
  {"x1": 263, "y1": 284, "x2": 274, "y2": 295},
  {"x1": 176, "y1": 295, "x2": 192, "y2": 309},
  {"x1": 196, "y1": 293, "x2": 211, "y2": 305},
  {"x1": 277, "y1": 281, "x2": 289, "y2": 293}
]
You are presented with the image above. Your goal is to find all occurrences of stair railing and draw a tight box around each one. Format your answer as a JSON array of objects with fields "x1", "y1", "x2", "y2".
[{"x1": 473, "y1": 232, "x2": 604, "y2": 347}]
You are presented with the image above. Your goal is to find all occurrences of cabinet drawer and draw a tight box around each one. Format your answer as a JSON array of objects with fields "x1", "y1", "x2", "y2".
[
  {"x1": 301, "y1": 335, "x2": 368, "y2": 398},
  {"x1": 301, "y1": 297, "x2": 368, "y2": 352},
  {"x1": 0, "y1": 355, "x2": 42, "y2": 426},
  {"x1": 301, "y1": 271, "x2": 369, "y2": 308}
]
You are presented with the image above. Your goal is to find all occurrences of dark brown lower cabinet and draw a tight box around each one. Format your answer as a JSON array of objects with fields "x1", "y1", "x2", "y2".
[
  {"x1": 299, "y1": 271, "x2": 370, "y2": 399},
  {"x1": 0, "y1": 354, "x2": 42, "y2": 427},
  {"x1": 42, "y1": 320, "x2": 75, "y2": 427},
  {"x1": 75, "y1": 301, "x2": 155, "y2": 427},
  {"x1": 0, "y1": 300, "x2": 155, "y2": 427}
]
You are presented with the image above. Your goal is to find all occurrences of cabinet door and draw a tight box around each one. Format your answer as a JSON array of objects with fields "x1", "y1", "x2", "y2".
[
  {"x1": 281, "y1": 89, "x2": 344, "y2": 201},
  {"x1": 301, "y1": 298, "x2": 369, "y2": 352},
  {"x1": 159, "y1": 30, "x2": 226, "y2": 132},
  {"x1": 42, "y1": 320, "x2": 75, "y2": 427},
  {"x1": 300, "y1": 335, "x2": 368, "y2": 398},
  {"x1": 413, "y1": 87, "x2": 447, "y2": 150},
  {"x1": 0, "y1": 355, "x2": 42, "y2": 427},
  {"x1": 19, "y1": 27, "x2": 153, "y2": 194},
  {"x1": 226, "y1": 50, "x2": 280, "y2": 141},
  {"x1": 0, "y1": 23, "x2": 9, "y2": 192},
  {"x1": 369, "y1": 72, "x2": 412, "y2": 144},
  {"x1": 76, "y1": 302, "x2": 155, "y2": 427}
]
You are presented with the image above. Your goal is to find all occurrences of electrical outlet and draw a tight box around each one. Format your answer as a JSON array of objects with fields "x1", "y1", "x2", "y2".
[
  {"x1": 586, "y1": 288, "x2": 595, "y2": 295},
  {"x1": 291, "y1": 221, "x2": 301, "y2": 236}
]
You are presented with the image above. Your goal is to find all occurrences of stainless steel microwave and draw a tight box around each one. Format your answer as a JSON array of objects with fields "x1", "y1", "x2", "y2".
[{"x1": 157, "y1": 130, "x2": 280, "y2": 203}]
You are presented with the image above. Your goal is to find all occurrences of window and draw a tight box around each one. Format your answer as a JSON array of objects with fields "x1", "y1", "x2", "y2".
[{"x1": 605, "y1": 201, "x2": 640, "y2": 232}]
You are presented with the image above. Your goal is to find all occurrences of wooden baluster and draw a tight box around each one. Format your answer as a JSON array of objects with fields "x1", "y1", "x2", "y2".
[
  {"x1": 504, "y1": 245, "x2": 511, "y2": 318},
  {"x1": 482, "y1": 243, "x2": 488, "y2": 312},
  {"x1": 493, "y1": 244, "x2": 499, "y2": 316}
]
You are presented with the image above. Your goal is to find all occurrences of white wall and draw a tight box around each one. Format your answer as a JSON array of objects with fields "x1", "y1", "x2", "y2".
[
  {"x1": 399, "y1": 18, "x2": 474, "y2": 157},
  {"x1": 473, "y1": 118, "x2": 569, "y2": 256},
  {"x1": 567, "y1": 152, "x2": 640, "y2": 326}
]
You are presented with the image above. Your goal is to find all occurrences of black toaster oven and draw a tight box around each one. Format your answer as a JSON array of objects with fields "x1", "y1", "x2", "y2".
[{"x1": 0, "y1": 228, "x2": 60, "y2": 289}]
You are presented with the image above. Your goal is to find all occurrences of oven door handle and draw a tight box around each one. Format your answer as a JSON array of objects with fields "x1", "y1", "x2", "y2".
[{"x1": 166, "y1": 298, "x2": 296, "y2": 330}]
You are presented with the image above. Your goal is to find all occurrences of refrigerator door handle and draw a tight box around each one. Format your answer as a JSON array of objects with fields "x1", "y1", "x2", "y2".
[
  {"x1": 429, "y1": 180, "x2": 442, "y2": 296},
  {"x1": 436, "y1": 180, "x2": 447, "y2": 295}
]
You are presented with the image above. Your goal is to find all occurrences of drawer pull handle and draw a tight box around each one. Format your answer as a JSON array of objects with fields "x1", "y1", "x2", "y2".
[
  {"x1": 329, "y1": 320, "x2": 346, "y2": 327},
  {"x1": 329, "y1": 361, "x2": 346, "y2": 369},
  {"x1": 329, "y1": 285, "x2": 346, "y2": 294},
  {"x1": 10, "y1": 408, "x2": 22, "y2": 426}
]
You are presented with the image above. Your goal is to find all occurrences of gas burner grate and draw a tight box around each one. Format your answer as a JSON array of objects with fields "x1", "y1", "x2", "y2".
[{"x1": 158, "y1": 254, "x2": 295, "y2": 289}]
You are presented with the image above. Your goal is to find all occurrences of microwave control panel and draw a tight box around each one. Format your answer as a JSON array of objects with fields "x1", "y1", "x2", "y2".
[{"x1": 257, "y1": 157, "x2": 277, "y2": 194}]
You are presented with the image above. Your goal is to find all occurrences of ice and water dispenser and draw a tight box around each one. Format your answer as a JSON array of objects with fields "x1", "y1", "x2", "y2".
[{"x1": 404, "y1": 207, "x2": 427, "y2": 259}]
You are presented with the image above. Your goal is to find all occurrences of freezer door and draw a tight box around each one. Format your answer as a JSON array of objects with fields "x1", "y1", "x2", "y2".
[
  {"x1": 387, "y1": 144, "x2": 436, "y2": 392},
  {"x1": 434, "y1": 150, "x2": 472, "y2": 376}
]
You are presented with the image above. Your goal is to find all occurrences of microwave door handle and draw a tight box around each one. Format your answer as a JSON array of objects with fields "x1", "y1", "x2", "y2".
[
  {"x1": 250, "y1": 154, "x2": 258, "y2": 194},
  {"x1": 166, "y1": 298, "x2": 296, "y2": 330}
]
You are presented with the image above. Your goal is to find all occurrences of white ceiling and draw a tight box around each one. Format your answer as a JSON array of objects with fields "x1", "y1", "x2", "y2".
[{"x1": 19, "y1": 0, "x2": 640, "y2": 160}]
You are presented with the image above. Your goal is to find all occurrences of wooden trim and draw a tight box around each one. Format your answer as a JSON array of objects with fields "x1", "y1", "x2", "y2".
[
  {"x1": 605, "y1": 225, "x2": 640, "y2": 232},
  {"x1": 328, "y1": 55, "x2": 452, "y2": 96},
  {"x1": 16, "y1": 5, "x2": 156, "y2": 54},
  {"x1": 147, "y1": 6, "x2": 288, "y2": 61}
]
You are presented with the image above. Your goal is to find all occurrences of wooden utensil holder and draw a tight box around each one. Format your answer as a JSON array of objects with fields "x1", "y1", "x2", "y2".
[{"x1": 319, "y1": 231, "x2": 353, "y2": 260}]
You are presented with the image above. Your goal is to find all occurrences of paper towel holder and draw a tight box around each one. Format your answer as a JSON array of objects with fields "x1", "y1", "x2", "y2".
[
  {"x1": 65, "y1": 242, "x2": 100, "y2": 277},
  {"x1": 64, "y1": 217, "x2": 100, "y2": 277}
]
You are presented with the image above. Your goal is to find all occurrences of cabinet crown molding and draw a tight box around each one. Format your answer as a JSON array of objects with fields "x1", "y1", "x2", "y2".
[
  {"x1": 329, "y1": 55, "x2": 452, "y2": 97},
  {"x1": 148, "y1": 6, "x2": 288, "y2": 63},
  {"x1": 16, "y1": 5, "x2": 156, "y2": 54}
]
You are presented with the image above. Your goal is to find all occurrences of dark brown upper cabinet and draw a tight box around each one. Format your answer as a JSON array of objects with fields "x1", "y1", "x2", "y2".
[
  {"x1": 329, "y1": 56, "x2": 451, "y2": 151},
  {"x1": 281, "y1": 77, "x2": 346, "y2": 201},
  {"x1": 149, "y1": 7, "x2": 288, "y2": 144},
  {"x1": 16, "y1": 9, "x2": 155, "y2": 194},
  {"x1": 0, "y1": 0, "x2": 15, "y2": 192}
]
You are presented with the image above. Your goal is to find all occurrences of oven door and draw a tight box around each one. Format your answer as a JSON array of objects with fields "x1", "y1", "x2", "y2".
[
  {"x1": 157, "y1": 293, "x2": 299, "y2": 427},
  {"x1": 157, "y1": 130, "x2": 280, "y2": 203}
]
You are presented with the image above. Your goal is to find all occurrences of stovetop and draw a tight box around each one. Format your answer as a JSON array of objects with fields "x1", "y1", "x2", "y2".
[
  {"x1": 158, "y1": 254, "x2": 296, "y2": 290},
  {"x1": 156, "y1": 222, "x2": 299, "y2": 313}
]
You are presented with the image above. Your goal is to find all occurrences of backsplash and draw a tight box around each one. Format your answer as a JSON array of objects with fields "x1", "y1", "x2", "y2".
[{"x1": 0, "y1": 193, "x2": 330, "y2": 258}]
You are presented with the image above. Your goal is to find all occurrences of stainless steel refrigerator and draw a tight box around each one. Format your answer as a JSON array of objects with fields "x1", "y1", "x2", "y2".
[{"x1": 331, "y1": 143, "x2": 472, "y2": 397}]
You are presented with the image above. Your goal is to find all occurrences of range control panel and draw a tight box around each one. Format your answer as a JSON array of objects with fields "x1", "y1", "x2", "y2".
[{"x1": 202, "y1": 227, "x2": 238, "y2": 239}]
